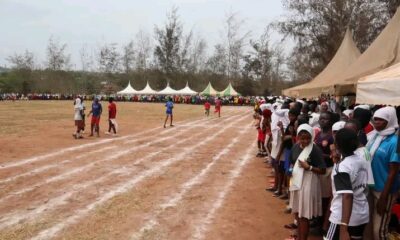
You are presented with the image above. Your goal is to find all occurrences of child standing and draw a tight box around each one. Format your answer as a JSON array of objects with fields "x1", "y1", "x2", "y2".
[
  {"x1": 204, "y1": 100, "x2": 211, "y2": 117},
  {"x1": 164, "y1": 97, "x2": 174, "y2": 128},
  {"x1": 73, "y1": 97, "x2": 85, "y2": 139},
  {"x1": 107, "y1": 97, "x2": 117, "y2": 135},
  {"x1": 253, "y1": 113, "x2": 267, "y2": 157},
  {"x1": 87, "y1": 97, "x2": 102, "y2": 137}
]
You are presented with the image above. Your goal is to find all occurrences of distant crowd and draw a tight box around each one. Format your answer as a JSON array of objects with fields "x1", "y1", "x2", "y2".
[{"x1": 0, "y1": 93, "x2": 256, "y2": 106}]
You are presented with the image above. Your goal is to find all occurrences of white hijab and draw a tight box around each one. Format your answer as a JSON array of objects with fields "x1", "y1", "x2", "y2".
[
  {"x1": 74, "y1": 98, "x2": 82, "y2": 110},
  {"x1": 290, "y1": 124, "x2": 315, "y2": 191},
  {"x1": 332, "y1": 121, "x2": 346, "y2": 132},
  {"x1": 366, "y1": 106, "x2": 399, "y2": 159}
]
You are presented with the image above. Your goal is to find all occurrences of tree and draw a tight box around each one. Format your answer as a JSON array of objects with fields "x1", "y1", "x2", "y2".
[
  {"x1": 7, "y1": 50, "x2": 35, "y2": 70},
  {"x1": 276, "y1": 0, "x2": 394, "y2": 82},
  {"x1": 154, "y1": 7, "x2": 183, "y2": 73},
  {"x1": 98, "y1": 43, "x2": 121, "y2": 74},
  {"x1": 206, "y1": 44, "x2": 227, "y2": 75},
  {"x1": 134, "y1": 30, "x2": 152, "y2": 71},
  {"x1": 121, "y1": 41, "x2": 135, "y2": 74},
  {"x1": 79, "y1": 44, "x2": 94, "y2": 72},
  {"x1": 223, "y1": 11, "x2": 251, "y2": 78},
  {"x1": 46, "y1": 36, "x2": 70, "y2": 71}
]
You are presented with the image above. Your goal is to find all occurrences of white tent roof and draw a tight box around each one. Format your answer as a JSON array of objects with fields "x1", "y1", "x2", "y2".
[
  {"x1": 356, "y1": 62, "x2": 400, "y2": 105},
  {"x1": 156, "y1": 82, "x2": 180, "y2": 95},
  {"x1": 136, "y1": 81, "x2": 157, "y2": 95},
  {"x1": 176, "y1": 82, "x2": 198, "y2": 95},
  {"x1": 117, "y1": 81, "x2": 139, "y2": 95}
]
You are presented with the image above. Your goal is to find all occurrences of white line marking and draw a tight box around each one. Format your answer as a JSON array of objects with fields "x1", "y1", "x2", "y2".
[
  {"x1": 130, "y1": 124, "x2": 252, "y2": 240},
  {"x1": 0, "y1": 114, "x2": 247, "y2": 230},
  {"x1": 0, "y1": 111, "x2": 238, "y2": 170},
  {"x1": 0, "y1": 114, "x2": 241, "y2": 206},
  {"x1": 191, "y1": 142, "x2": 256, "y2": 240},
  {"x1": 30, "y1": 114, "x2": 249, "y2": 240}
]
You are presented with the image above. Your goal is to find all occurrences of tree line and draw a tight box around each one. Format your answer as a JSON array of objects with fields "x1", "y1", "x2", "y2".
[{"x1": 1, "y1": 1, "x2": 399, "y2": 96}]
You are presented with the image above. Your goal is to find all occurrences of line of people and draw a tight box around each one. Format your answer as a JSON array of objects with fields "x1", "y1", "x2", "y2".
[{"x1": 253, "y1": 98, "x2": 400, "y2": 240}]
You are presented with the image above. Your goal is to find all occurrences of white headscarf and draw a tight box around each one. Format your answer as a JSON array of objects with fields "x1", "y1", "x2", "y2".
[
  {"x1": 343, "y1": 110, "x2": 354, "y2": 118},
  {"x1": 74, "y1": 98, "x2": 82, "y2": 110},
  {"x1": 290, "y1": 124, "x2": 314, "y2": 191},
  {"x1": 366, "y1": 106, "x2": 399, "y2": 159},
  {"x1": 332, "y1": 121, "x2": 346, "y2": 132},
  {"x1": 354, "y1": 105, "x2": 370, "y2": 111}
]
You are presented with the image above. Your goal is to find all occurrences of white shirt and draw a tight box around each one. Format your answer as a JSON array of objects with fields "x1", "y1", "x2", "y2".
[{"x1": 329, "y1": 155, "x2": 369, "y2": 226}]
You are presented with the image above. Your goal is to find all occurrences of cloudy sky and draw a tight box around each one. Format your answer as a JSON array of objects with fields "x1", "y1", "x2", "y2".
[{"x1": 0, "y1": 0, "x2": 285, "y2": 68}]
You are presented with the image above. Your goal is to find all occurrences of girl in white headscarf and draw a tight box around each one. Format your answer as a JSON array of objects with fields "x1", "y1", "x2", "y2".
[
  {"x1": 289, "y1": 124, "x2": 326, "y2": 240},
  {"x1": 73, "y1": 97, "x2": 84, "y2": 139},
  {"x1": 365, "y1": 106, "x2": 400, "y2": 240}
]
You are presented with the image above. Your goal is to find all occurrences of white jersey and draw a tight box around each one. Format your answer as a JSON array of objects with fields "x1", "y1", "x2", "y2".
[{"x1": 329, "y1": 155, "x2": 369, "y2": 226}]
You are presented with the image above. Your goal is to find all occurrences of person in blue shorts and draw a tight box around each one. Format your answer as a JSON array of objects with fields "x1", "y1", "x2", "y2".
[{"x1": 164, "y1": 97, "x2": 174, "y2": 128}]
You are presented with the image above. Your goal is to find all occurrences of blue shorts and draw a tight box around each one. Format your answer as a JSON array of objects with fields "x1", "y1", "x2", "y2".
[
  {"x1": 166, "y1": 111, "x2": 173, "y2": 115},
  {"x1": 283, "y1": 148, "x2": 292, "y2": 173}
]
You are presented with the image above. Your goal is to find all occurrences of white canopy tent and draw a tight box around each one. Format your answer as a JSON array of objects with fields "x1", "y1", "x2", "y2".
[
  {"x1": 136, "y1": 81, "x2": 157, "y2": 95},
  {"x1": 117, "y1": 81, "x2": 140, "y2": 95},
  {"x1": 176, "y1": 82, "x2": 197, "y2": 95},
  {"x1": 356, "y1": 62, "x2": 400, "y2": 105},
  {"x1": 156, "y1": 82, "x2": 180, "y2": 95}
]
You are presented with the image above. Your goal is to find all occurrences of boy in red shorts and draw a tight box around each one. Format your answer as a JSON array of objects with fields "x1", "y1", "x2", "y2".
[
  {"x1": 87, "y1": 97, "x2": 102, "y2": 137},
  {"x1": 107, "y1": 97, "x2": 117, "y2": 135},
  {"x1": 214, "y1": 97, "x2": 222, "y2": 118},
  {"x1": 204, "y1": 100, "x2": 211, "y2": 117}
]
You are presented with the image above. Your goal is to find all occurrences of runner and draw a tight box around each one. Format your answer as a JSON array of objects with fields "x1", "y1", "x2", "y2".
[
  {"x1": 214, "y1": 97, "x2": 222, "y2": 118},
  {"x1": 164, "y1": 97, "x2": 174, "y2": 128},
  {"x1": 204, "y1": 100, "x2": 211, "y2": 117},
  {"x1": 87, "y1": 97, "x2": 102, "y2": 137}
]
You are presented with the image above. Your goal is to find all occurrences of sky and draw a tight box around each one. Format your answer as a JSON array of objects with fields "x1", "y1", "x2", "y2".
[{"x1": 0, "y1": 0, "x2": 286, "y2": 69}]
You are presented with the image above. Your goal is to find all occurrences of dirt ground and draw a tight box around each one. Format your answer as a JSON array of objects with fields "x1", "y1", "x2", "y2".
[{"x1": 0, "y1": 101, "x2": 300, "y2": 240}]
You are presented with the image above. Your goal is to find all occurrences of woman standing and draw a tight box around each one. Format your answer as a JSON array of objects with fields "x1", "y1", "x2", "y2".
[
  {"x1": 366, "y1": 106, "x2": 399, "y2": 240},
  {"x1": 290, "y1": 124, "x2": 326, "y2": 240}
]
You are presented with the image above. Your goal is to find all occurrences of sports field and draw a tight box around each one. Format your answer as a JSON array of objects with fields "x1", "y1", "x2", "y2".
[{"x1": 0, "y1": 101, "x2": 291, "y2": 240}]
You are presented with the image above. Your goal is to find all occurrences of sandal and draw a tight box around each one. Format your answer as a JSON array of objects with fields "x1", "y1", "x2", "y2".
[
  {"x1": 266, "y1": 187, "x2": 276, "y2": 192},
  {"x1": 284, "y1": 223, "x2": 297, "y2": 230}
]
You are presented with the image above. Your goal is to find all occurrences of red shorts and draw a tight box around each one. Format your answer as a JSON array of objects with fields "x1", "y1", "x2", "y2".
[
  {"x1": 215, "y1": 106, "x2": 221, "y2": 112},
  {"x1": 91, "y1": 116, "x2": 100, "y2": 125},
  {"x1": 258, "y1": 129, "x2": 266, "y2": 142}
]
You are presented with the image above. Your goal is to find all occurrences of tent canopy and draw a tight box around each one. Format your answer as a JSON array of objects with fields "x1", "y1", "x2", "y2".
[
  {"x1": 282, "y1": 28, "x2": 361, "y2": 98},
  {"x1": 219, "y1": 82, "x2": 241, "y2": 96},
  {"x1": 356, "y1": 62, "x2": 400, "y2": 105},
  {"x1": 136, "y1": 81, "x2": 157, "y2": 95},
  {"x1": 200, "y1": 82, "x2": 219, "y2": 96},
  {"x1": 117, "y1": 81, "x2": 139, "y2": 95},
  {"x1": 176, "y1": 82, "x2": 198, "y2": 95},
  {"x1": 156, "y1": 82, "x2": 179, "y2": 95},
  {"x1": 334, "y1": 6, "x2": 400, "y2": 95}
]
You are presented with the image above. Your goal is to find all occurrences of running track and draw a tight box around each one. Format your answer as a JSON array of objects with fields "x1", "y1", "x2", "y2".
[{"x1": 0, "y1": 107, "x2": 257, "y2": 240}]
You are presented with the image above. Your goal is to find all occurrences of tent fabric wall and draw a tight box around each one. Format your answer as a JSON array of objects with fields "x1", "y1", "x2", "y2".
[
  {"x1": 117, "y1": 81, "x2": 140, "y2": 95},
  {"x1": 156, "y1": 82, "x2": 180, "y2": 95},
  {"x1": 219, "y1": 83, "x2": 241, "y2": 96},
  {"x1": 356, "y1": 62, "x2": 400, "y2": 105},
  {"x1": 200, "y1": 82, "x2": 219, "y2": 96},
  {"x1": 176, "y1": 82, "x2": 197, "y2": 95},
  {"x1": 136, "y1": 82, "x2": 157, "y2": 95},
  {"x1": 335, "y1": 6, "x2": 400, "y2": 95},
  {"x1": 282, "y1": 29, "x2": 361, "y2": 98}
]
